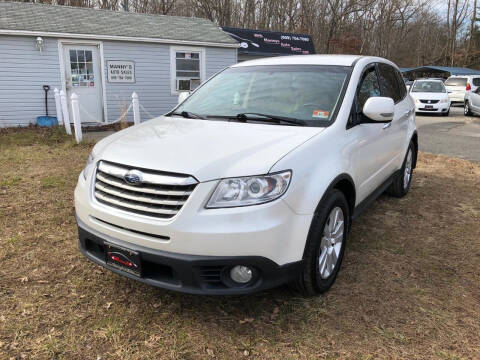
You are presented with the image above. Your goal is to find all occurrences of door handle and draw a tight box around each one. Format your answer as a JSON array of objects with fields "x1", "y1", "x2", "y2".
[{"x1": 382, "y1": 122, "x2": 392, "y2": 130}]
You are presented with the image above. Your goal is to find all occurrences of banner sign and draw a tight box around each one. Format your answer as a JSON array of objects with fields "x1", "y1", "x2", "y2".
[
  {"x1": 222, "y1": 27, "x2": 315, "y2": 56},
  {"x1": 107, "y1": 60, "x2": 135, "y2": 83}
]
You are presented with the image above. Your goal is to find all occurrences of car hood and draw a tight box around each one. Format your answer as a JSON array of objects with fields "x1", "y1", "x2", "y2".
[
  {"x1": 93, "y1": 116, "x2": 323, "y2": 182},
  {"x1": 410, "y1": 92, "x2": 448, "y2": 100}
]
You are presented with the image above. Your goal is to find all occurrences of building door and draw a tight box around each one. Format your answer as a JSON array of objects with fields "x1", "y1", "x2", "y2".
[{"x1": 63, "y1": 45, "x2": 103, "y2": 123}]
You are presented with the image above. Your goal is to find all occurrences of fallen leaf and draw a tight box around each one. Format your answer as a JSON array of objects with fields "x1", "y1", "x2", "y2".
[
  {"x1": 270, "y1": 306, "x2": 280, "y2": 320},
  {"x1": 239, "y1": 318, "x2": 254, "y2": 324},
  {"x1": 106, "y1": 302, "x2": 112, "y2": 310},
  {"x1": 206, "y1": 348, "x2": 214, "y2": 357}
]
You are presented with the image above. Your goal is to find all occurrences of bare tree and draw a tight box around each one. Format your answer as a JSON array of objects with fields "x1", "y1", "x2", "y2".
[{"x1": 14, "y1": 0, "x2": 480, "y2": 69}]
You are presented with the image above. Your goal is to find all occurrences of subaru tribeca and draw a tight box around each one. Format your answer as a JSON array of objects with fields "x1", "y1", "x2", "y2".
[{"x1": 75, "y1": 55, "x2": 417, "y2": 296}]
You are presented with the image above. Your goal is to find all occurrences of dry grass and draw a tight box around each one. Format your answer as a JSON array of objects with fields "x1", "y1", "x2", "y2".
[{"x1": 1, "y1": 128, "x2": 479, "y2": 360}]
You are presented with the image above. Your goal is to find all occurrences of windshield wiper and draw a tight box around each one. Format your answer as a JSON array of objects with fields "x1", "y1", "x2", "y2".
[
  {"x1": 169, "y1": 111, "x2": 207, "y2": 120},
  {"x1": 234, "y1": 113, "x2": 307, "y2": 126}
]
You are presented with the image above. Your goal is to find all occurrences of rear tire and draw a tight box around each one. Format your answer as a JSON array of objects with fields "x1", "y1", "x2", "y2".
[
  {"x1": 387, "y1": 142, "x2": 414, "y2": 198},
  {"x1": 294, "y1": 189, "x2": 349, "y2": 296},
  {"x1": 465, "y1": 101, "x2": 472, "y2": 116}
]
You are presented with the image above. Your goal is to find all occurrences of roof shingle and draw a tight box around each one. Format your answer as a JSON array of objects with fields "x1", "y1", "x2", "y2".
[{"x1": 0, "y1": 2, "x2": 238, "y2": 46}]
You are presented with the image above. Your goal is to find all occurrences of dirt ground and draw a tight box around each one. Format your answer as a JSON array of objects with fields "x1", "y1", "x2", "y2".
[{"x1": 1, "y1": 128, "x2": 479, "y2": 360}]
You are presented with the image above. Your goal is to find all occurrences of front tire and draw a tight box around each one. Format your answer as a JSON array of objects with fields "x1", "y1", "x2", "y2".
[
  {"x1": 387, "y1": 142, "x2": 414, "y2": 197},
  {"x1": 294, "y1": 189, "x2": 349, "y2": 296}
]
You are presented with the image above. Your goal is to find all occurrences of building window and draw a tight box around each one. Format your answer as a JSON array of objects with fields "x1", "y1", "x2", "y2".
[
  {"x1": 170, "y1": 47, "x2": 205, "y2": 94},
  {"x1": 70, "y1": 49, "x2": 94, "y2": 87}
]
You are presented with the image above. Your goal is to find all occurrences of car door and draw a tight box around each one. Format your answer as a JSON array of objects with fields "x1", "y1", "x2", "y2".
[
  {"x1": 377, "y1": 63, "x2": 411, "y2": 174},
  {"x1": 347, "y1": 64, "x2": 398, "y2": 204}
]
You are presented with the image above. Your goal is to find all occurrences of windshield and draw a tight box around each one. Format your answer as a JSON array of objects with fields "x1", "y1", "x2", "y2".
[
  {"x1": 173, "y1": 65, "x2": 351, "y2": 126},
  {"x1": 411, "y1": 81, "x2": 446, "y2": 93},
  {"x1": 445, "y1": 77, "x2": 467, "y2": 86}
]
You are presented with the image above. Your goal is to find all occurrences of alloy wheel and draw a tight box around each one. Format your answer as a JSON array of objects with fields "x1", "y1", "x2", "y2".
[
  {"x1": 318, "y1": 206, "x2": 344, "y2": 279},
  {"x1": 404, "y1": 149, "x2": 413, "y2": 190}
]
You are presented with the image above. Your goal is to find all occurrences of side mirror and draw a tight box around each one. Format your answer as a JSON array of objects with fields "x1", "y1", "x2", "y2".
[
  {"x1": 178, "y1": 91, "x2": 190, "y2": 104},
  {"x1": 447, "y1": 90, "x2": 453, "y2": 94},
  {"x1": 362, "y1": 97, "x2": 394, "y2": 122}
]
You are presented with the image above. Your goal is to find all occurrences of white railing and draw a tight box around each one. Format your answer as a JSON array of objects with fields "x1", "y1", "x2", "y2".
[{"x1": 54, "y1": 89, "x2": 148, "y2": 143}]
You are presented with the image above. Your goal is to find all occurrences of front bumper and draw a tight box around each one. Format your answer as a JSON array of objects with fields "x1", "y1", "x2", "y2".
[
  {"x1": 77, "y1": 216, "x2": 303, "y2": 295},
  {"x1": 75, "y1": 172, "x2": 312, "y2": 266}
]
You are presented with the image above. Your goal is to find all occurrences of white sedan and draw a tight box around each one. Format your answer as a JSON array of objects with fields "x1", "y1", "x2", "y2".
[{"x1": 409, "y1": 79, "x2": 450, "y2": 116}]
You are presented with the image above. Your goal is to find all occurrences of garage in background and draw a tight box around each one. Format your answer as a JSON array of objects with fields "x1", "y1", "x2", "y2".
[{"x1": 0, "y1": 2, "x2": 238, "y2": 127}]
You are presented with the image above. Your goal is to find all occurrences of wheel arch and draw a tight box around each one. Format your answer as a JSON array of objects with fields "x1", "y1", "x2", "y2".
[
  {"x1": 314, "y1": 173, "x2": 356, "y2": 221},
  {"x1": 299, "y1": 173, "x2": 356, "y2": 266}
]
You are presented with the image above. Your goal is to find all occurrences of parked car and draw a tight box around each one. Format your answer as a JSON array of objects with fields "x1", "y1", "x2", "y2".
[
  {"x1": 464, "y1": 77, "x2": 480, "y2": 115},
  {"x1": 75, "y1": 55, "x2": 417, "y2": 296},
  {"x1": 409, "y1": 79, "x2": 450, "y2": 116},
  {"x1": 445, "y1": 76, "x2": 469, "y2": 104},
  {"x1": 464, "y1": 76, "x2": 480, "y2": 116}
]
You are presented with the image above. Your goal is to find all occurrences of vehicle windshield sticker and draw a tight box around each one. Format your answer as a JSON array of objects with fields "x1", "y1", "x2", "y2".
[{"x1": 312, "y1": 110, "x2": 329, "y2": 119}]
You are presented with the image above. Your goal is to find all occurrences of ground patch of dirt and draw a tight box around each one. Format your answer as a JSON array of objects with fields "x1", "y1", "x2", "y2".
[{"x1": 1, "y1": 129, "x2": 479, "y2": 359}]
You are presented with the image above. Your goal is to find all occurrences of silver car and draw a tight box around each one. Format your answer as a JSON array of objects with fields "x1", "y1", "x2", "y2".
[{"x1": 464, "y1": 76, "x2": 480, "y2": 116}]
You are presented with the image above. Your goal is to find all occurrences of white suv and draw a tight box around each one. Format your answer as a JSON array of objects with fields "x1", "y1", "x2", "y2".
[{"x1": 75, "y1": 55, "x2": 417, "y2": 296}]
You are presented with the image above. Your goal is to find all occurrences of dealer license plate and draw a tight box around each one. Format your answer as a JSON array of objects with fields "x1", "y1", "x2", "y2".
[{"x1": 105, "y1": 242, "x2": 142, "y2": 277}]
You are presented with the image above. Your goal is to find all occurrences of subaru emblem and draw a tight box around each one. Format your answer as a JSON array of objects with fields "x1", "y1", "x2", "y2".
[{"x1": 124, "y1": 169, "x2": 143, "y2": 185}]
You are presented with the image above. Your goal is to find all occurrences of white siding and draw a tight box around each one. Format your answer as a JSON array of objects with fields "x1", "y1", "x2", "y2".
[
  {"x1": 0, "y1": 35, "x2": 62, "y2": 127},
  {"x1": 0, "y1": 36, "x2": 236, "y2": 126},
  {"x1": 102, "y1": 41, "x2": 237, "y2": 123}
]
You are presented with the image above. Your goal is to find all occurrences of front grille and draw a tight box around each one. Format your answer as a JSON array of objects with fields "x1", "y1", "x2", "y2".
[
  {"x1": 420, "y1": 99, "x2": 439, "y2": 104},
  {"x1": 94, "y1": 161, "x2": 198, "y2": 219}
]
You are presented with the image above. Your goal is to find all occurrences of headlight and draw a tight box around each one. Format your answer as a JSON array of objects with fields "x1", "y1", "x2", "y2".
[
  {"x1": 415, "y1": 98, "x2": 420, "y2": 104},
  {"x1": 440, "y1": 98, "x2": 448, "y2": 104},
  {"x1": 206, "y1": 171, "x2": 292, "y2": 208},
  {"x1": 82, "y1": 152, "x2": 95, "y2": 180}
]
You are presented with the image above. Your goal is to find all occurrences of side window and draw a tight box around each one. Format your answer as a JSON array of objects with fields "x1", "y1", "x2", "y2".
[
  {"x1": 395, "y1": 69, "x2": 407, "y2": 99},
  {"x1": 378, "y1": 63, "x2": 401, "y2": 103},
  {"x1": 472, "y1": 78, "x2": 480, "y2": 87},
  {"x1": 357, "y1": 67, "x2": 381, "y2": 113}
]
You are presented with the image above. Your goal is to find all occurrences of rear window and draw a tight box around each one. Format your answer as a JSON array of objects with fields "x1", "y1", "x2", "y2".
[
  {"x1": 445, "y1": 77, "x2": 467, "y2": 86},
  {"x1": 472, "y1": 78, "x2": 480, "y2": 86}
]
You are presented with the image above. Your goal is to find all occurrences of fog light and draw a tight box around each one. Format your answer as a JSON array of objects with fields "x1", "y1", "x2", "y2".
[{"x1": 230, "y1": 265, "x2": 253, "y2": 284}]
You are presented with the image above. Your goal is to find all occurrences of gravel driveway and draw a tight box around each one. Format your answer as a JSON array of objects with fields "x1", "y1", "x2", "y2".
[{"x1": 416, "y1": 106, "x2": 480, "y2": 162}]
